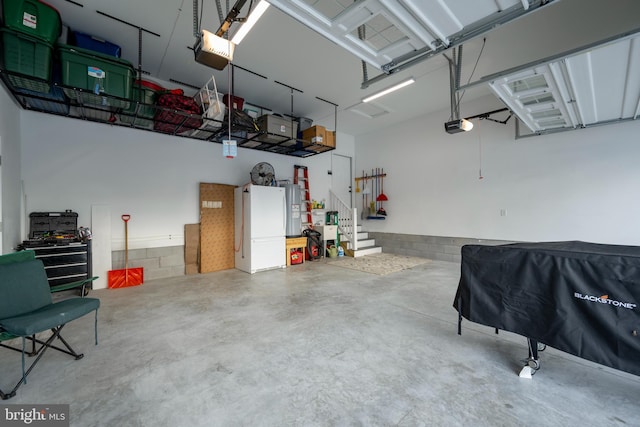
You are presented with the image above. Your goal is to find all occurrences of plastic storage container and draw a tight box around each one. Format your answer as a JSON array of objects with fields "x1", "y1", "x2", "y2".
[
  {"x1": 58, "y1": 44, "x2": 135, "y2": 109},
  {"x1": 70, "y1": 31, "x2": 121, "y2": 58},
  {"x1": 29, "y1": 211, "x2": 78, "y2": 239},
  {"x1": 223, "y1": 94, "x2": 244, "y2": 111},
  {"x1": 17, "y1": 85, "x2": 69, "y2": 114},
  {"x1": 296, "y1": 116, "x2": 313, "y2": 133},
  {"x1": 120, "y1": 80, "x2": 164, "y2": 127},
  {"x1": 1, "y1": 0, "x2": 61, "y2": 43},
  {"x1": 256, "y1": 114, "x2": 298, "y2": 145},
  {"x1": 16, "y1": 63, "x2": 69, "y2": 114},
  {"x1": 0, "y1": 27, "x2": 52, "y2": 92}
]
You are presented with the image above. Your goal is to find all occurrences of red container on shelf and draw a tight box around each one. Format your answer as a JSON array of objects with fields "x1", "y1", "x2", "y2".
[{"x1": 223, "y1": 94, "x2": 244, "y2": 111}]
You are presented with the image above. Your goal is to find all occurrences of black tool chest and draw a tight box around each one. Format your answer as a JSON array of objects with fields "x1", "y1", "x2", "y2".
[
  {"x1": 23, "y1": 241, "x2": 92, "y2": 287},
  {"x1": 19, "y1": 211, "x2": 92, "y2": 289}
]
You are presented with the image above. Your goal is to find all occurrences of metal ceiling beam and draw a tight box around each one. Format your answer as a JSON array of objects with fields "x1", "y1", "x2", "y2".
[
  {"x1": 515, "y1": 115, "x2": 639, "y2": 139},
  {"x1": 458, "y1": 26, "x2": 640, "y2": 93},
  {"x1": 362, "y1": 0, "x2": 556, "y2": 89}
]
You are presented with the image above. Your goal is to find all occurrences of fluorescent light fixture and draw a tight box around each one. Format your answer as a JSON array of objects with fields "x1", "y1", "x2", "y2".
[
  {"x1": 231, "y1": 0, "x2": 270, "y2": 45},
  {"x1": 362, "y1": 77, "x2": 415, "y2": 103}
]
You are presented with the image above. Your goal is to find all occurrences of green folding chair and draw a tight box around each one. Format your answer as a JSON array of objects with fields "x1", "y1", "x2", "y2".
[{"x1": 0, "y1": 251, "x2": 100, "y2": 400}]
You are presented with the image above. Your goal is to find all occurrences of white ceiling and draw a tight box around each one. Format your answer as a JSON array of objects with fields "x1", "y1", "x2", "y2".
[{"x1": 43, "y1": 0, "x2": 640, "y2": 136}]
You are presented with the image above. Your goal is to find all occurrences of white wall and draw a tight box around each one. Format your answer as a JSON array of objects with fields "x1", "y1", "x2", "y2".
[
  {"x1": 356, "y1": 94, "x2": 640, "y2": 246},
  {"x1": 20, "y1": 112, "x2": 354, "y2": 250},
  {"x1": 0, "y1": 84, "x2": 22, "y2": 252}
]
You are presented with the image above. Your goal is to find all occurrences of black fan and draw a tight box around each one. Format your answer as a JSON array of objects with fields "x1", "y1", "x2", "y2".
[{"x1": 250, "y1": 162, "x2": 275, "y2": 186}]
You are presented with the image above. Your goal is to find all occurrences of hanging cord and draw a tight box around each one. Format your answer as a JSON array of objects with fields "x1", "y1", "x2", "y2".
[
  {"x1": 227, "y1": 37, "x2": 232, "y2": 142},
  {"x1": 455, "y1": 37, "x2": 487, "y2": 112},
  {"x1": 159, "y1": 0, "x2": 185, "y2": 73}
]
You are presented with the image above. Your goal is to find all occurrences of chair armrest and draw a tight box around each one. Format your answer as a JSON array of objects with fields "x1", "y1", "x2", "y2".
[{"x1": 50, "y1": 276, "x2": 99, "y2": 295}]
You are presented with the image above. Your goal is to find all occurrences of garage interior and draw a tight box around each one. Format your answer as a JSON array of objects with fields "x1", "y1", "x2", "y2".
[{"x1": 1, "y1": 0, "x2": 639, "y2": 425}]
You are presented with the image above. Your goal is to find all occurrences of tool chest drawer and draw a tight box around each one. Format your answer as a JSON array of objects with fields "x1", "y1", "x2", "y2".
[{"x1": 24, "y1": 241, "x2": 92, "y2": 289}]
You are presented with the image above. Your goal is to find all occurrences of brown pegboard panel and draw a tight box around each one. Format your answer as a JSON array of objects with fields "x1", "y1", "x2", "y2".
[{"x1": 199, "y1": 183, "x2": 236, "y2": 273}]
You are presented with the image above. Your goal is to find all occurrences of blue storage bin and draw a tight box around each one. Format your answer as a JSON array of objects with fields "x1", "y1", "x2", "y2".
[
  {"x1": 70, "y1": 31, "x2": 121, "y2": 58},
  {"x1": 16, "y1": 65, "x2": 70, "y2": 115},
  {"x1": 17, "y1": 85, "x2": 69, "y2": 115}
]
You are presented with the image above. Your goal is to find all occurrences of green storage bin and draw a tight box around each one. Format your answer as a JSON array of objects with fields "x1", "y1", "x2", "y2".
[
  {"x1": 121, "y1": 80, "x2": 163, "y2": 127},
  {"x1": 0, "y1": 27, "x2": 52, "y2": 93},
  {"x1": 58, "y1": 44, "x2": 135, "y2": 109},
  {"x1": 2, "y1": 0, "x2": 61, "y2": 43}
]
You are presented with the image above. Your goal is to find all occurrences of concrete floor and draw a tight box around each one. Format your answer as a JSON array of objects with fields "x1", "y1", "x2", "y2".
[{"x1": 1, "y1": 259, "x2": 639, "y2": 426}]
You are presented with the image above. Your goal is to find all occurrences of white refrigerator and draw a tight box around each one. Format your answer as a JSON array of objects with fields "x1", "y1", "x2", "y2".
[{"x1": 235, "y1": 184, "x2": 286, "y2": 274}]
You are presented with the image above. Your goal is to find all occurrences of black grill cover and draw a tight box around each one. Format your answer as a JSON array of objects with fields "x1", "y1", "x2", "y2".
[{"x1": 454, "y1": 241, "x2": 640, "y2": 376}]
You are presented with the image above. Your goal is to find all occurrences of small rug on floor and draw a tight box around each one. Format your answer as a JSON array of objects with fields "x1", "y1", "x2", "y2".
[{"x1": 326, "y1": 253, "x2": 430, "y2": 275}]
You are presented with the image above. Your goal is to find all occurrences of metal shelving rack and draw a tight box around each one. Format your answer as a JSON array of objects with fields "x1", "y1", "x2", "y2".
[{"x1": 0, "y1": 69, "x2": 336, "y2": 158}]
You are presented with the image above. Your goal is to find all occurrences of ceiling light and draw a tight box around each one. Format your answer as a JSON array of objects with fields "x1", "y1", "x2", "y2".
[
  {"x1": 231, "y1": 0, "x2": 270, "y2": 45},
  {"x1": 444, "y1": 118, "x2": 474, "y2": 134},
  {"x1": 362, "y1": 77, "x2": 415, "y2": 103}
]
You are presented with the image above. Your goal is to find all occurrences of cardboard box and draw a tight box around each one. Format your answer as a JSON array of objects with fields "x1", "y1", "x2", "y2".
[
  {"x1": 300, "y1": 126, "x2": 335, "y2": 152},
  {"x1": 324, "y1": 130, "x2": 336, "y2": 148},
  {"x1": 302, "y1": 125, "x2": 326, "y2": 145},
  {"x1": 184, "y1": 223, "x2": 200, "y2": 274}
]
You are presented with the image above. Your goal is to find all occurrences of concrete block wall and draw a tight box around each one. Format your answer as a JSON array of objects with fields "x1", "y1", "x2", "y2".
[
  {"x1": 108, "y1": 234, "x2": 512, "y2": 279},
  {"x1": 369, "y1": 232, "x2": 515, "y2": 263},
  {"x1": 111, "y1": 245, "x2": 185, "y2": 281}
]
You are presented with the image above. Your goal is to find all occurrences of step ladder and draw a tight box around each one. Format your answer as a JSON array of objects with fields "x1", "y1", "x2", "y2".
[{"x1": 294, "y1": 165, "x2": 313, "y2": 228}]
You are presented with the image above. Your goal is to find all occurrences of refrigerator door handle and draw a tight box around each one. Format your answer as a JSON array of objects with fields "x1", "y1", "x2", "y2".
[{"x1": 283, "y1": 195, "x2": 287, "y2": 231}]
